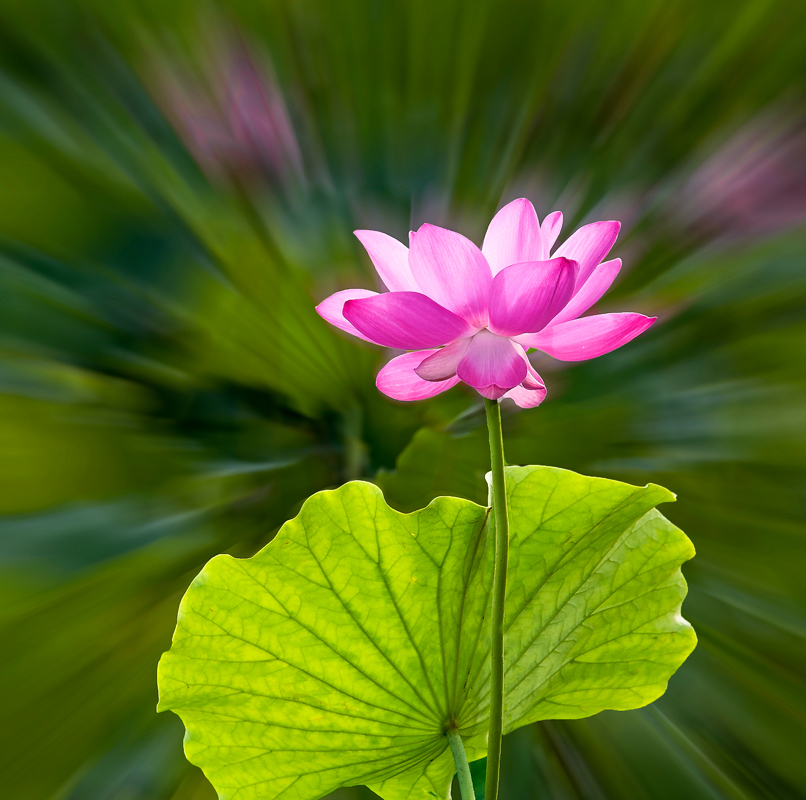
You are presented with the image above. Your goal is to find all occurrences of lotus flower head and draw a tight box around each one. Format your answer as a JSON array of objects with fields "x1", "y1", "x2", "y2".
[{"x1": 317, "y1": 199, "x2": 655, "y2": 407}]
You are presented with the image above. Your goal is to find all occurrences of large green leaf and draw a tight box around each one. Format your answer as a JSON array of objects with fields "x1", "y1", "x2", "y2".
[{"x1": 158, "y1": 466, "x2": 696, "y2": 799}]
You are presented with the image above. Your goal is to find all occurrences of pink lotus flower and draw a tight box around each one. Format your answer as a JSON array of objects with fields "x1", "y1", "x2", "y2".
[
  {"x1": 158, "y1": 40, "x2": 302, "y2": 188},
  {"x1": 317, "y1": 199, "x2": 655, "y2": 407}
]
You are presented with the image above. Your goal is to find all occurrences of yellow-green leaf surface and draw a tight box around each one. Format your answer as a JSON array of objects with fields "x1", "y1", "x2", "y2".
[{"x1": 158, "y1": 466, "x2": 696, "y2": 800}]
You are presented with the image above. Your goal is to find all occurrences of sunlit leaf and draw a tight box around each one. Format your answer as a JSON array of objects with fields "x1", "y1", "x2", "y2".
[{"x1": 158, "y1": 466, "x2": 696, "y2": 799}]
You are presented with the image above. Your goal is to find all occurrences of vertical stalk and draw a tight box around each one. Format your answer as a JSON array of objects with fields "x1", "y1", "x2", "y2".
[
  {"x1": 483, "y1": 397, "x2": 509, "y2": 800},
  {"x1": 447, "y1": 728, "x2": 476, "y2": 800}
]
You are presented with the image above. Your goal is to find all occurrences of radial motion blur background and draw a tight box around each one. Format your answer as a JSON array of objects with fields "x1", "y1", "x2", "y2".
[{"x1": 1, "y1": 1, "x2": 805, "y2": 798}]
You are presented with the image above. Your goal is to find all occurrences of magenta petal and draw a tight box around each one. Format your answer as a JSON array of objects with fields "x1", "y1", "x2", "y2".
[
  {"x1": 376, "y1": 350, "x2": 460, "y2": 401},
  {"x1": 503, "y1": 384, "x2": 547, "y2": 407},
  {"x1": 524, "y1": 313, "x2": 656, "y2": 361},
  {"x1": 502, "y1": 349, "x2": 546, "y2": 407},
  {"x1": 316, "y1": 288, "x2": 380, "y2": 342},
  {"x1": 520, "y1": 358, "x2": 545, "y2": 390},
  {"x1": 456, "y1": 330, "x2": 528, "y2": 397},
  {"x1": 540, "y1": 211, "x2": 563, "y2": 256},
  {"x1": 488, "y1": 258, "x2": 578, "y2": 337},
  {"x1": 504, "y1": 376, "x2": 547, "y2": 408},
  {"x1": 344, "y1": 292, "x2": 474, "y2": 350},
  {"x1": 414, "y1": 338, "x2": 472, "y2": 381},
  {"x1": 476, "y1": 385, "x2": 509, "y2": 400},
  {"x1": 555, "y1": 220, "x2": 620, "y2": 290},
  {"x1": 482, "y1": 198, "x2": 543, "y2": 275},
  {"x1": 547, "y1": 258, "x2": 621, "y2": 327},
  {"x1": 354, "y1": 230, "x2": 417, "y2": 292},
  {"x1": 409, "y1": 223, "x2": 491, "y2": 327}
]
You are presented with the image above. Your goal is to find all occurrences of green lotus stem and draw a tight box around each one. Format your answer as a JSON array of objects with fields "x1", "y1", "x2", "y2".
[
  {"x1": 447, "y1": 728, "x2": 476, "y2": 800},
  {"x1": 484, "y1": 397, "x2": 508, "y2": 800}
]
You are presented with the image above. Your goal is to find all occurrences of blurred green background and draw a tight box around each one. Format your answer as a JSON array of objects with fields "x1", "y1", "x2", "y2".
[{"x1": 1, "y1": 1, "x2": 804, "y2": 798}]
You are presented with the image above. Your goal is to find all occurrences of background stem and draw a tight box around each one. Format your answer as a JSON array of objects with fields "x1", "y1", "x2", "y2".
[
  {"x1": 447, "y1": 728, "x2": 476, "y2": 800},
  {"x1": 484, "y1": 398, "x2": 509, "y2": 800}
]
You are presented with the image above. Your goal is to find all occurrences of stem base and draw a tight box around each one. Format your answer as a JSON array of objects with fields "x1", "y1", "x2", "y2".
[{"x1": 447, "y1": 728, "x2": 476, "y2": 800}]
